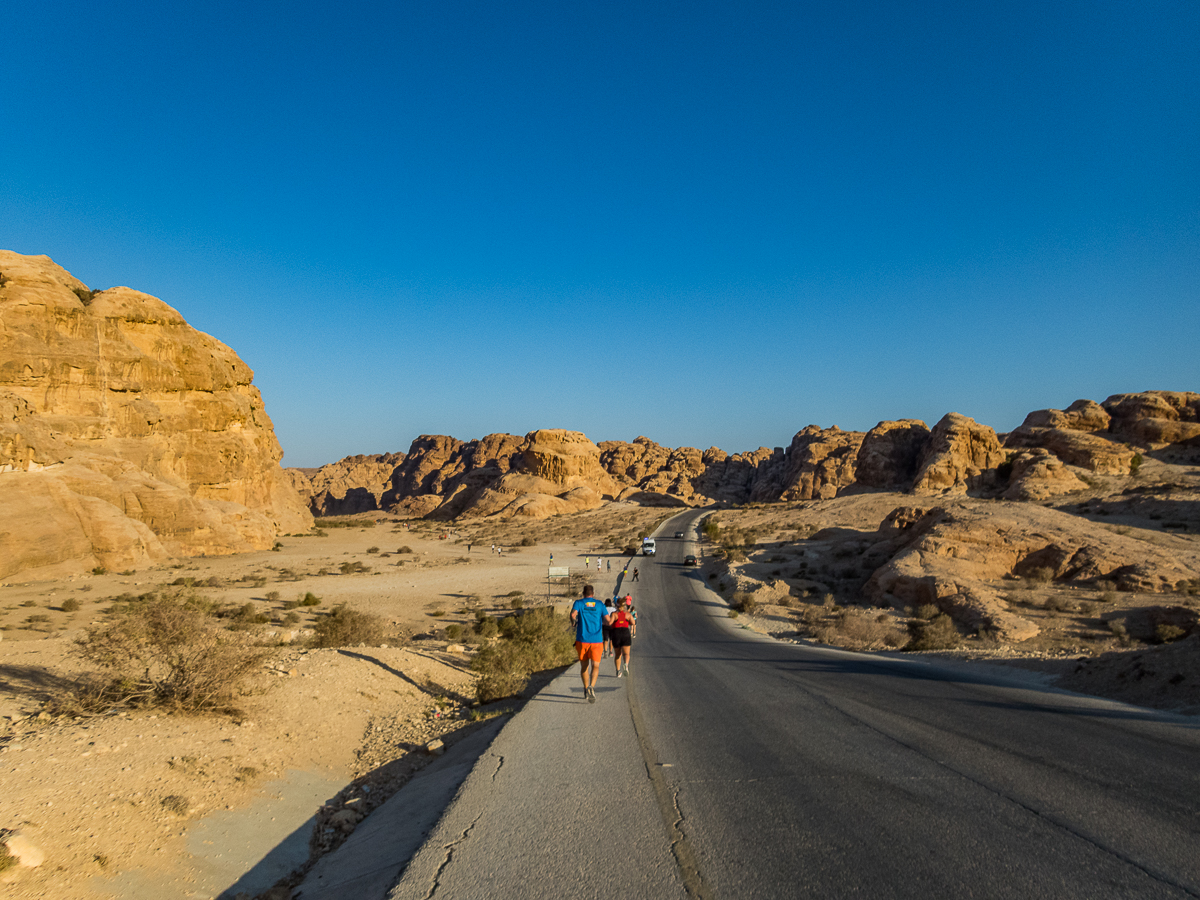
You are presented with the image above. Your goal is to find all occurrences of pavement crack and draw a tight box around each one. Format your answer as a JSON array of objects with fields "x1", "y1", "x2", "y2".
[
  {"x1": 423, "y1": 815, "x2": 482, "y2": 900},
  {"x1": 490, "y1": 753, "x2": 504, "y2": 782}
]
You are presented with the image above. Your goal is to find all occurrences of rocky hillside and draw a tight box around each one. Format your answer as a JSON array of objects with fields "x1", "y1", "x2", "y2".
[
  {"x1": 291, "y1": 391, "x2": 1200, "y2": 518},
  {"x1": 0, "y1": 251, "x2": 312, "y2": 580}
]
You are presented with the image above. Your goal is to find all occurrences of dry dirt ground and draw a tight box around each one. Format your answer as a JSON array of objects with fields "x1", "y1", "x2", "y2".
[{"x1": 0, "y1": 503, "x2": 672, "y2": 899}]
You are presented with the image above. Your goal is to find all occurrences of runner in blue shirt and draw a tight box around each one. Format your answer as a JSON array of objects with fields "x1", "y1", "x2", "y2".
[{"x1": 570, "y1": 585, "x2": 614, "y2": 703}]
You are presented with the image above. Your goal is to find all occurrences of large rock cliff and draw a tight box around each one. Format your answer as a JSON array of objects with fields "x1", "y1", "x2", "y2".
[{"x1": 0, "y1": 250, "x2": 311, "y2": 579}]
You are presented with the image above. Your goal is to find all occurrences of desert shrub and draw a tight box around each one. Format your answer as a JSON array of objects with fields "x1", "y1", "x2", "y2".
[
  {"x1": 445, "y1": 624, "x2": 463, "y2": 641},
  {"x1": 266, "y1": 591, "x2": 281, "y2": 602},
  {"x1": 430, "y1": 609, "x2": 446, "y2": 617},
  {"x1": 1130, "y1": 453, "x2": 1143, "y2": 475},
  {"x1": 1026, "y1": 567, "x2": 1055, "y2": 584},
  {"x1": 340, "y1": 561, "x2": 369, "y2": 575},
  {"x1": 73, "y1": 594, "x2": 266, "y2": 711},
  {"x1": 366, "y1": 546, "x2": 379, "y2": 554},
  {"x1": 472, "y1": 608, "x2": 575, "y2": 702},
  {"x1": 1107, "y1": 620, "x2": 1128, "y2": 637},
  {"x1": 61, "y1": 597, "x2": 82, "y2": 612},
  {"x1": 1043, "y1": 595, "x2": 1073, "y2": 612},
  {"x1": 161, "y1": 795, "x2": 189, "y2": 815},
  {"x1": 1156, "y1": 624, "x2": 1186, "y2": 643},
  {"x1": 282, "y1": 612, "x2": 301, "y2": 625},
  {"x1": 310, "y1": 603, "x2": 386, "y2": 648},
  {"x1": 272, "y1": 542, "x2": 283, "y2": 552},
  {"x1": 172, "y1": 577, "x2": 196, "y2": 587},
  {"x1": 906, "y1": 613, "x2": 960, "y2": 651},
  {"x1": 474, "y1": 618, "x2": 500, "y2": 640},
  {"x1": 1097, "y1": 590, "x2": 1118, "y2": 604},
  {"x1": 519, "y1": 536, "x2": 536, "y2": 547},
  {"x1": 93, "y1": 566, "x2": 107, "y2": 575},
  {"x1": 815, "y1": 609, "x2": 906, "y2": 650},
  {"x1": 396, "y1": 545, "x2": 413, "y2": 554},
  {"x1": 226, "y1": 603, "x2": 269, "y2": 628},
  {"x1": 0, "y1": 845, "x2": 14, "y2": 874},
  {"x1": 732, "y1": 592, "x2": 759, "y2": 614},
  {"x1": 300, "y1": 592, "x2": 321, "y2": 606},
  {"x1": 510, "y1": 597, "x2": 524, "y2": 610}
]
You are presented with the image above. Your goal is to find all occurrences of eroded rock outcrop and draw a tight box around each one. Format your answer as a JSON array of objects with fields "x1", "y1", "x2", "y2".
[
  {"x1": 912, "y1": 413, "x2": 1006, "y2": 495},
  {"x1": 1103, "y1": 391, "x2": 1200, "y2": 446},
  {"x1": 0, "y1": 250, "x2": 311, "y2": 579},
  {"x1": 854, "y1": 419, "x2": 931, "y2": 489},
  {"x1": 866, "y1": 503, "x2": 1198, "y2": 641},
  {"x1": 287, "y1": 452, "x2": 405, "y2": 516}
]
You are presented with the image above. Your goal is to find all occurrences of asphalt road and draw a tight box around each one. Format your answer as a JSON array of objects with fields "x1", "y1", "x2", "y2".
[{"x1": 391, "y1": 510, "x2": 1200, "y2": 899}]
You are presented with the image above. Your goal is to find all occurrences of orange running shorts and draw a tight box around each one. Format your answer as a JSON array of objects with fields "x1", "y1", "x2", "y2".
[{"x1": 575, "y1": 642, "x2": 603, "y2": 663}]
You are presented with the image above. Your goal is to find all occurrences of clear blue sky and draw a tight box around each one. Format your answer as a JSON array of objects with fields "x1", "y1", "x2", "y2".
[{"x1": 4, "y1": 1, "x2": 1197, "y2": 467}]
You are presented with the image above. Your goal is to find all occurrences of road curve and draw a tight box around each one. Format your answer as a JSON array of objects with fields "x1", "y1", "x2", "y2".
[{"x1": 631, "y1": 510, "x2": 1200, "y2": 899}]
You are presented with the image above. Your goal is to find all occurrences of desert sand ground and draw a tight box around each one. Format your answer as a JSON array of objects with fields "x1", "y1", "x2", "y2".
[{"x1": 0, "y1": 503, "x2": 673, "y2": 899}]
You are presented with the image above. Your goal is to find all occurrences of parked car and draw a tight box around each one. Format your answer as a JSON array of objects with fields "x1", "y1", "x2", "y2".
[{"x1": 683, "y1": 555, "x2": 698, "y2": 566}]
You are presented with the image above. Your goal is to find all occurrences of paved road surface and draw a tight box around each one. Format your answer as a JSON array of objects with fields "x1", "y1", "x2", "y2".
[{"x1": 392, "y1": 510, "x2": 1200, "y2": 898}]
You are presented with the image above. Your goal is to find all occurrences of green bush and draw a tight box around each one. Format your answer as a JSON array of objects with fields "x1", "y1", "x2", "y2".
[
  {"x1": 472, "y1": 608, "x2": 575, "y2": 702},
  {"x1": 300, "y1": 592, "x2": 321, "y2": 607},
  {"x1": 1156, "y1": 624, "x2": 1186, "y2": 643},
  {"x1": 310, "y1": 603, "x2": 386, "y2": 648},
  {"x1": 444, "y1": 624, "x2": 463, "y2": 641}
]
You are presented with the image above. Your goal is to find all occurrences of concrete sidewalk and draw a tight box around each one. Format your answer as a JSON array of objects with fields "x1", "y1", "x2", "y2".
[{"x1": 387, "y1": 665, "x2": 686, "y2": 900}]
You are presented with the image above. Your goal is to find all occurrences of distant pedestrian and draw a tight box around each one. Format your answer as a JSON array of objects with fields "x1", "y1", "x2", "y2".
[
  {"x1": 611, "y1": 596, "x2": 634, "y2": 677},
  {"x1": 491, "y1": 544, "x2": 495, "y2": 554},
  {"x1": 467, "y1": 544, "x2": 471, "y2": 553},
  {"x1": 633, "y1": 567, "x2": 639, "y2": 582},
  {"x1": 570, "y1": 585, "x2": 613, "y2": 703},
  {"x1": 606, "y1": 559, "x2": 611, "y2": 572},
  {"x1": 585, "y1": 556, "x2": 590, "y2": 569}
]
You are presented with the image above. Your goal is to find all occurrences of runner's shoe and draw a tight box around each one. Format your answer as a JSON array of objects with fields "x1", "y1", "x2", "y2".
[
  {"x1": 615, "y1": 670, "x2": 622, "y2": 678},
  {"x1": 587, "y1": 688, "x2": 596, "y2": 703}
]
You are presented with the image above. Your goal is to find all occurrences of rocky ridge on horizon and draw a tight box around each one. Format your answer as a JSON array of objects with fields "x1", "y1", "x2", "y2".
[
  {"x1": 290, "y1": 391, "x2": 1200, "y2": 519},
  {"x1": 0, "y1": 250, "x2": 312, "y2": 581}
]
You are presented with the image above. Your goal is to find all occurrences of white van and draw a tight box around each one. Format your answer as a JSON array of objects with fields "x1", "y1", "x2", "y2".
[{"x1": 641, "y1": 538, "x2": 656, "y2": 556}]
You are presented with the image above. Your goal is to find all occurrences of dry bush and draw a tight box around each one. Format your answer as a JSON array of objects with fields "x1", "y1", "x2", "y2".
[
  {"x1": 473, "y1": 608, "x2": 576, "y2": 703},
  {"x1": 813, "y1": 609, "x2": 906, "y2": 650},
  {"x1": 310, "y1": 603, "x2": 386, "y2": 648},
  {"x1": 732, "y1": 592, "x2": 759, "y2": 614},
  {"x1": 914, "y1": 604, "x2": 940, "y2": 620},
  {"x1": 906, "y1": 613, "x2": 961, "y2": 651},
  {"x1": 73, "y1": 594, "x2": 267, "y2": 712}
]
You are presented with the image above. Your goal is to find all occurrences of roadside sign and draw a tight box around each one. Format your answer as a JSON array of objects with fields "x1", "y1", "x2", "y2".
[{"x1": 548, "y1": 567, "x2": 570, "y2": 578}]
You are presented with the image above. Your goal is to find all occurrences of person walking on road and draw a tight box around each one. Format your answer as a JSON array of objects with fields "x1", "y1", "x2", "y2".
[
  {"x1": 602, "y1": 597, "x2": 614, "y2": 658},
  {"x1": 611, "y1": 597, "x2": 634, "y2": 677},
  {"x1": 570, "y1": 585, "x2": 613, "y2": 703},
  {"x1": 633, "y1": 567, "x2": 639, "y2": 582}
]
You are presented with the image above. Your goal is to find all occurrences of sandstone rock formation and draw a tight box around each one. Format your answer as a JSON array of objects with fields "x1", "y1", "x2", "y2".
[
  {"x1": 912, "y1": 413, "x2": 1007, "y2": 495},
  {"x1": 0, "y1": 250, "x2": 311, "y2": 579},
  {"x1": 1001, "y1": 449, "x2": 1089, "y2": 501},
  {"x1": 286, "y1": 452, "x2": 404, "y2": 516},
  {"x1": 1103, "y1": 391, "x2": 1200, "y2": 446},
  {"x1": 866, "y1": 502, "x2": 1198, "y2": 641},
  {"x1": 854, "y1": 420, "x2": 931, "y2": 489},
  {"x1": 759, "y1": 426, "x2": 864, "y2": 502}
]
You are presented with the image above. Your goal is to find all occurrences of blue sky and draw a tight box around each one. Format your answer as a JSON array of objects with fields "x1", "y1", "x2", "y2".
[{"x1": 3, "y1": 1, "x2": 1197, "y2": 467}]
